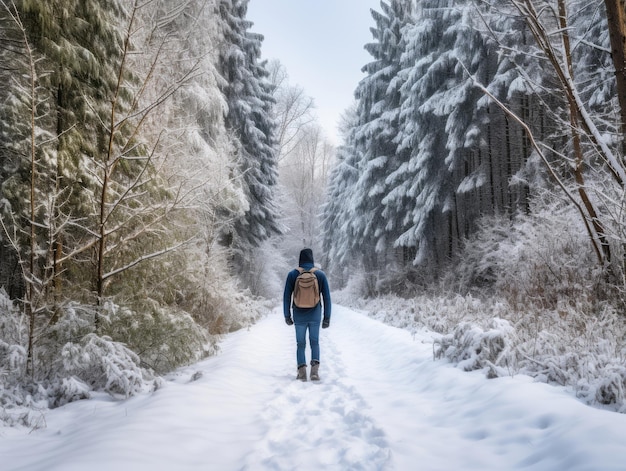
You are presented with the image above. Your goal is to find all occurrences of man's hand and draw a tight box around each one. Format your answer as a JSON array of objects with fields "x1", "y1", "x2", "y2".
[
  {"x1": 285, "y1": 316, "x2": 294, "y2": 326},
  {"x1": 322, "y1": 318, "x2": 330, "y2": 329}
]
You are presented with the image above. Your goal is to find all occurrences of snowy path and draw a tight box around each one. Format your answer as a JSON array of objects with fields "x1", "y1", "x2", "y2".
[{"x1": 2, "y1": 305, "x2": 626, "y2": 471}]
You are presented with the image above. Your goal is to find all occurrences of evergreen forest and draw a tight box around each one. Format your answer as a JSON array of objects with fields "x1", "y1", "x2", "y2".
[{"x1": 2, "y1": 0, "x2": 626, "y2": 422}]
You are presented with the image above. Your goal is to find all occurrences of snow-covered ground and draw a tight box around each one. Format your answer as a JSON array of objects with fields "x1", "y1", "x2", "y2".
[{"x1": 2, "y1": 305, "x2": 626, "y2": 471}]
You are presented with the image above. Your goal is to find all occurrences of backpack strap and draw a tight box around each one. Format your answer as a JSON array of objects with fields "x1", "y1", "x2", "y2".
[{"x1": 296, "y1": 267, "x2": 318, "y2": 274}]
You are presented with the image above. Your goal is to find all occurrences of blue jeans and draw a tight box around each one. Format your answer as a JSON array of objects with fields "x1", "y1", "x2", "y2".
[{"x1": 294, "y1": 317, "x2": 320, "y2": 366}]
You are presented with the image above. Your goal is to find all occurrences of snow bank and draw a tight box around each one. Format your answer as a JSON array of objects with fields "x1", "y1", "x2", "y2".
[
  {"x1": 336, "y1": 291, "x2": 626, "y2": 413},
  {"x1": 1, "y1": 306, "x2": 626, "y2": 471}
]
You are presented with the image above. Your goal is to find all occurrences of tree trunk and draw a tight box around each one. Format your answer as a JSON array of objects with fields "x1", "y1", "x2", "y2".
[
  {"x1": 604, "y1": 0, "x2": 626, "y2": 281},
  {"x1": 605, "y1": 0, "x2": 626, "y2": 156},
  {"x1": 558, "y1": 0, "x2": 611, "y2": 265}
]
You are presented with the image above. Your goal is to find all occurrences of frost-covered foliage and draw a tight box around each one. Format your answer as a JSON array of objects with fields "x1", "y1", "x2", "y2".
[
  {"x1": 96, "y1": 301, "x2": 211, "y2": 375},
  {"x1": 335, "y1": 201, "x2": 626, "y2": 413},
  {"x1": 338, "y1": 291, "x2": 626, "y2": 412},
  {"x1": 0, "y1": 286, "x2": 267, "y2": 427},
  {"x1": 0, "y1": 0, "x2": 277, "y2": 430},
  {"x1": 452, "y1": 197, "x2": 602, "y2": 309},
  {"x1": 435, "y1": 319, "x2": 516, "y2": 378},
  {"x1": 58, "y1": 334, "x2": 145, "y2": 399}
]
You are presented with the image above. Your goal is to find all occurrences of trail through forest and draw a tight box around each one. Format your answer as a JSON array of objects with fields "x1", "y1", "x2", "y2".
[{"x1": 2, "y1": 306, "x2": 626, "y2": 471}]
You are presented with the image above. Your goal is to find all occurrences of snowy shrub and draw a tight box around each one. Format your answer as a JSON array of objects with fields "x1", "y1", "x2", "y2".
[
  {"x1": 348, "y1": 291, "x2": 626, "y2": 412},
  {"x1": 0, "y1": 385, "x2": 49, "y2": 429},
  {"x1": 45, "y1": 302, "x2": 96, "y2": 343},
  {"x1": 590, "y1": 365, "x2": 626, "y2": 412},
  {"x1": 434, "y1": 319, "x2": 516, "y2": 377},
  {"x1": 47, "y1": 376, "x2": 91, "y2": 408},
  {"x1": 455, "y1": 202, "x2": 600, "y2": 310},
  {"x1": 0, "y1": 342, "x2": 27, "y2": 379},
  {"x1": 98, "y1": 300, "x2": 214, "y2": 374},
  {"x1": 60, "y1": 333, "x2": 145, "y2": 398}
]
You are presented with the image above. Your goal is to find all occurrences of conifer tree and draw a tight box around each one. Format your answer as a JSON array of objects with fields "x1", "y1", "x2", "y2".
[
  {"x1": 322, "y1": 114, "x2": 361, "y2": 281},
  {"x1": 349, "y1": 0, "x2": 414, "y2": 273},
  {"x1": 216, "y1": 0, "x2": 281, "y2": 273},
  {"x1": 384, "y1": 0, "x2": 501, "y2": 266},
  {"x1": 5, "y1": 0, "x2": 129, "y2": 302}
]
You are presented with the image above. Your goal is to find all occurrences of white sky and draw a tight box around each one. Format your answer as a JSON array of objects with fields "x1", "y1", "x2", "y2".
[{"x1": 247, "y1": 0, "x2": 382, "y2": 145}]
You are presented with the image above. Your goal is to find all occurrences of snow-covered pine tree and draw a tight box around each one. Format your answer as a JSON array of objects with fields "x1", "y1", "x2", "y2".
[
  {"x1": 347, "y1": 0, "x2": 414, "y2": 285},
  {"x1": 0, "y1": 2, "x2": 48, "y2": 302},
  {"x1": 216, "y1": 0, "x2": 282, "y2": 281},
  {"x1": 322, "y1": 107, "x2": 362, "y2": 286},
  {"x1": 383, "y1": 0, "x2": 526, "y2": 271},
  {"x1": 0, "y1": 1, "x2": 57, "y2": 373},
  {"x1": 382, "y1": 0, "x2": 462, "y2": 268},
  {"x1": 10, "y1": 0, "x2": 129, "y2": 304}
]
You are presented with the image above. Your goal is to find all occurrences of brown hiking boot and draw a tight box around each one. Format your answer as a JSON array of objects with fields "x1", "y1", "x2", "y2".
[
  {"x1": 297, "y1": 364, "x2": 307, "y2": 381},
  {"x1": 310, "y1": 361, "x2": 320, "y2": 381}
]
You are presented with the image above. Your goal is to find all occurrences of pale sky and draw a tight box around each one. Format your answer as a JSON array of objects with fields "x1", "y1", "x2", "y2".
[{"x1": 247, "y1": 0, "x2": 382, "y2": 144}]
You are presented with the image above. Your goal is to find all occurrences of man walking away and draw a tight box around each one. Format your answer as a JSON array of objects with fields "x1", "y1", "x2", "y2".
[{"x1": 283, "y1": 248, "x2": 331, "y2": 381}]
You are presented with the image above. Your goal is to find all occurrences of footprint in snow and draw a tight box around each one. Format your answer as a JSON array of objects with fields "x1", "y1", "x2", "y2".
[{"x1": 240, "y1": 336, "x2": 391, "y2": 470}]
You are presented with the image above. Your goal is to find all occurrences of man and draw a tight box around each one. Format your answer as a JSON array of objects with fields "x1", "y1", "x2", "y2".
[{"x1": 283, "y1": 248, "x2": 331, "y2": 381}]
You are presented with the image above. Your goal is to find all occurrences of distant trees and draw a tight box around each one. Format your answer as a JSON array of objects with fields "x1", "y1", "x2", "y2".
[
  {"x1": 254, "y1": 59, "x2": 335, "y2": 278},
  {"x1": 266, "y1": 64, "x2": 335, "y2": 266},
  {"x1": 280, "y1": 122, "x2": 333, "y2": 251},
  {"x1": 266, "y1": 60, "x2": 316, "y2": 162}
]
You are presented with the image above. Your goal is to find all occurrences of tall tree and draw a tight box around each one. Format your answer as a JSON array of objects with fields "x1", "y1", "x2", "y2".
[
  {"x1": 322, "y1": 106, "x2": 361, "y2": 284},
  {"x1": 382, "y1": 0, "x2": 493, "y2": 266},
  {"x1": 216, "y1": 0, "x2": 282, "y2": 273},
  {"x1": 16, "y1": 0, "x2": 128, "y2": 302},
  {"x1": 349, "y1": 0, "x2": 414, "y2": 274},
  {"x1": 0, "y1": 0, "x2": 130, "y2": 370}
]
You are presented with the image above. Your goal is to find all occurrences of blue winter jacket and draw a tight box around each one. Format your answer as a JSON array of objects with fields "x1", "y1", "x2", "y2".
[{"x1": 283, "y1": 251, "x2": 331, "y2": 322}]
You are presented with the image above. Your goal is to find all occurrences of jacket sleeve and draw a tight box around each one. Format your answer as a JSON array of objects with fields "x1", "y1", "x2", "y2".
[
  {"x1": 319, "y1": 271, "x2": 331, "y2": 320},
  {"x1": 283, "y1": 271, "x2": 296, "y2": 318}
]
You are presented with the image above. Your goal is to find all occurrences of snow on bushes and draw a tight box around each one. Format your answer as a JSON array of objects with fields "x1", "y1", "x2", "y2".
[
  {"x1": 0, "y1": 288, "x2": 225, "y2": 427},
  {"x1": 333, "y1": 202, "x2": 626, "y2": 412},
  {"x1": 434, "y1": 318, "x2": 516, "y2": 377},
  {"x1": 46, "y1": 376, "x2": 91, "y2": 408},
  {"x1": 343, "y1": 292, "x2": 626, "y2": 412},
  {"x1": 60, "y1": 334, "x2": 145, "y2": 398},
  {"x1": 0, "y1": 267, "x2": 270, "y2": 429},
  {"x1": 591, "y1": 365, "x2": 626, "y2": 412},
  {"x1": 97, "y1": 300, "x2": 214, "y2": 374}
]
